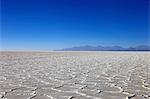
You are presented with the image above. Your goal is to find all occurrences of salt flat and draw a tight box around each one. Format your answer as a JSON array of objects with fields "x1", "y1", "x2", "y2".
[{"x1": 0, "y1": 51, "x2": 150, "y2": 99}]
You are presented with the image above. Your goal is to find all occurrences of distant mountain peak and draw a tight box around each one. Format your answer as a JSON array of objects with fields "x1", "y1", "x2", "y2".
[{"x1": 56, "y1": 45, "x2": 150, "y2": 51}]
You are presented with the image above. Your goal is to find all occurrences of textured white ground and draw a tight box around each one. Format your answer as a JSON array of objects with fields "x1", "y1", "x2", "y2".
[{"x1": 0, "y1": 51, "x2": 150, "y2": 99}]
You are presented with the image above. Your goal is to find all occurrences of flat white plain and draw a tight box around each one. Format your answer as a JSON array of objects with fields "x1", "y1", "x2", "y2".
[{"x1": 0, "y1": 51, "x2": 150, "y2": 99}]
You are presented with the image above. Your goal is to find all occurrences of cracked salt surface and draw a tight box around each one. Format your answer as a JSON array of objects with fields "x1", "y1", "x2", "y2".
[{"x1": 0, "y1": 51, "x2": 150, "y2": 99}]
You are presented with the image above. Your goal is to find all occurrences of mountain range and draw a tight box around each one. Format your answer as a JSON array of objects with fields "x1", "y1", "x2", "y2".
[{"x1": 57, "y1": 45, "x2": 150, "y2": 51}]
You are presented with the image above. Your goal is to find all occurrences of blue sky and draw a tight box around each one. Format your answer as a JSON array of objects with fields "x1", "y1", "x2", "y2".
[{"x1": 1, "y1": 0, "x2": 149, "y2": 51}]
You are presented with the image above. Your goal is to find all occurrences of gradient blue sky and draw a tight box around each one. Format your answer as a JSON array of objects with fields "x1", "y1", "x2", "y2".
[{"x1": 1, "y1": 0, "x2": 149, "y2": 51}]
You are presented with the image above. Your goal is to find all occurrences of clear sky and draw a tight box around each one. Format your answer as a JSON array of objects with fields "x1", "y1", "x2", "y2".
[{"x1": 1, "y1": 0, "x2": 149, "y2": 51}]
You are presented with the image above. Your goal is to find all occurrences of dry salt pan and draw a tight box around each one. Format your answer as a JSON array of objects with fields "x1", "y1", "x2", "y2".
[{"x1": 0, "y1": 52, "x2": 150, "y2": 99}]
